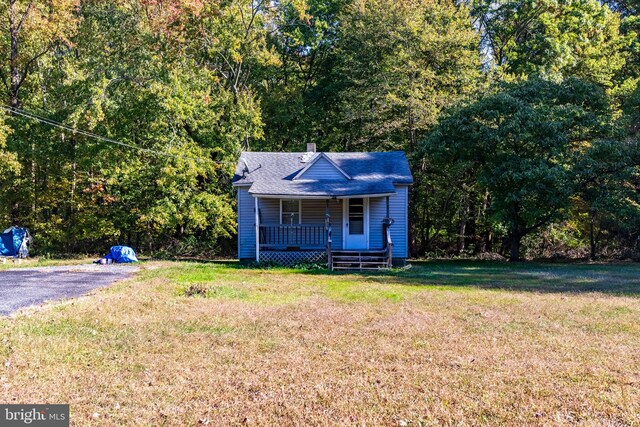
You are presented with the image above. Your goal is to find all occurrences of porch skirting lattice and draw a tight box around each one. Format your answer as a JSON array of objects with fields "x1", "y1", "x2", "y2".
[{"x1": 260, "y1": 250, "x2": 327, "y2": 266}]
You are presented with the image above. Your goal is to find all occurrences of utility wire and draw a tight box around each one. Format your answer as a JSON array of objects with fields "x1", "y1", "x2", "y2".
[{"x1": 1, "y1": 105, "x2": 226, "y2": 165}]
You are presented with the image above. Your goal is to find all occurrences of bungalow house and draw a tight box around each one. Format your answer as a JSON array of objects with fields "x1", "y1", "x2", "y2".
[{"x1": 232, "y1": 144, "x2": 413, "y2": 270}]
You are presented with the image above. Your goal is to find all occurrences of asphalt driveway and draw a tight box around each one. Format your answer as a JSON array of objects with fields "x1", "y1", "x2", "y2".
[{"x1": 0, "y1": 264, "x2": 138, "y2": 315}]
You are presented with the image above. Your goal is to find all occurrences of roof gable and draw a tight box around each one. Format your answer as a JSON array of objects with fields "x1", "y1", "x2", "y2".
[
  {"x1": 293, "y1": 153, "x2": 351, "y2": 181},
  {"x1": 232, "y1": 151, "x2": 413, "y2": 197}
]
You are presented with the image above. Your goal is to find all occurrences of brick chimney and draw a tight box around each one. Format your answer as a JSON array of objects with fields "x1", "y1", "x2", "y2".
[{"x1": 307, "y1": 143, "x2": 316, "y2": 153}]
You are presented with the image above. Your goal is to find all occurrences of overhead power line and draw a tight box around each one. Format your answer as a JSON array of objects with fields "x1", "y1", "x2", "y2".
[{"x1": 1, "y1": 105, "x2": 222, "y2": 164}]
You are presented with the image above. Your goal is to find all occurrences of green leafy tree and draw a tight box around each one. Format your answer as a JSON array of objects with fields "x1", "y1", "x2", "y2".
[
  {"x1": 0, "y1": 113, "x2": 19, "y2": 213},
  {"x1": 574, "y1": 138, "x2": 640, "y2": 259},
  {"x1": 258, "y1": 0, "x2": 345, "y2": 150},
  {"x1": 323, "y1": 0, "x2": 481, "y2": 152},
  {"x1": 421, "y1": 78, "x2": 612, "y2": 260},
  {"x1": 0, "y1": 0, "x2": 271, "y2": 253},
  {"x1": 0, "y1": 0, "x2": 79, "y2": 108},
  {"x1": 0, "y1": 0, "x2": 79, "y2": 230},
  {"x1": 472, "y1": 0, "x2": 632, "y2": 86}
]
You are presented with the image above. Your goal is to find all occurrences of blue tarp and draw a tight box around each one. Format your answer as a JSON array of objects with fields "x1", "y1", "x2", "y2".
[
  {"x1": 104, "y1": 246, "x2": 138, "y2": 263},
  {"x1": 0, "y1": 227, "x2": 29, "y2": 257}
]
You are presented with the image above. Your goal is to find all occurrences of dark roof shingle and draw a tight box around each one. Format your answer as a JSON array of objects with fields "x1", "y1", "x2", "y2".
[{"x1": 233, "y1": 151, "x2": 413, "y2": 197}]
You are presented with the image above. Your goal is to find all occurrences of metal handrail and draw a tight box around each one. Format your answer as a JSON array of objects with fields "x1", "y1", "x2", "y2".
[{"x1": 383, "y1": 218, "x2": 393, "y2": 267}]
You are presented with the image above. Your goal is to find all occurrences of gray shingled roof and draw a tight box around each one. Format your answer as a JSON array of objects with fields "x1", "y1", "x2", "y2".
[{"x1": 232, "y1": 151, "x2": 413, "y2": 197}]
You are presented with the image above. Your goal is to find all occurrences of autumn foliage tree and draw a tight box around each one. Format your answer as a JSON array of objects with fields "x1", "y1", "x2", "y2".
[{"x1": 0, "y1": 0, "x2": 637, "y2": 259}]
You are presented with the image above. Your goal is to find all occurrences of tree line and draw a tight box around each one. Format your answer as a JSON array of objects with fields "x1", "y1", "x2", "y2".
[{"x1": 0, "y1": 0, "x2": 638, "y2": 260}]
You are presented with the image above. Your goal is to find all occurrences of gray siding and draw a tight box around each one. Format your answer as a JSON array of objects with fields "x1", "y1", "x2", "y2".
[
  {"x1": 390, "y1": 185, "x2": 409, "y2": 258},
  {"x1": 300, "y1": 199, "x2": 325, "y2": 224},
  {"x1": 300, "y1": 199, "x2": 343, "y2": 250},
  {"x1": 259, "y1": 198, "x2": 280, "y2": 224},
  {"x1": 330, "y1": 200, "x2": 344, "y2": 250},
  {"x1": 238, "y1": 189, "x2": 407, "y2": 261},
  {"x1": 369, "y1": 197, "x2": 386, "y2": 250},
  {"x1": 258, "y1": 199, "x2": 340, "y2": 227},
  {"x1": 298, "y1": 157, "x2": 347, "y2": 180},
  {"x1": 237, "y1": 187, "x2": 256, "y2": 260},
  {"x1": 238, "y1": 195, "x2": 346, "y2": 260},
  {"x1": 367, "y1": 192, "x2": 408, "y2": 257}
]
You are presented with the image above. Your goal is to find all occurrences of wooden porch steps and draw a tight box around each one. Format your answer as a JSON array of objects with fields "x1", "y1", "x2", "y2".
[{"x1": 330, "y1": 250, "x2": 390, "y2": 271}]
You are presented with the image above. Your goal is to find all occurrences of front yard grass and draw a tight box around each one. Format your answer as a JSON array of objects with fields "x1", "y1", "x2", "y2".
[
  {"x1": 1, "y1": 261, "x2": 640, "y2": 425},
  {"x1": 0, "y1": 256, "x2": 96, "y2": 270}
]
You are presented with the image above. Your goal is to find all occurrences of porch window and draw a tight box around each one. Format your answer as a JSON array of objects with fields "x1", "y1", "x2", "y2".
[
  {"x1": 281, "y1": 199, "x2": 301, "y2": 224},
  {"x1": 348, "y1": 198, "x2": 364, "y2": 234}
]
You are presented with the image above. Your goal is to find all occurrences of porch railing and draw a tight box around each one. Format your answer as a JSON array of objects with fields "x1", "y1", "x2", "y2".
[{"x1": 259, "y1": 224, "x2": 327, "y2": 249}]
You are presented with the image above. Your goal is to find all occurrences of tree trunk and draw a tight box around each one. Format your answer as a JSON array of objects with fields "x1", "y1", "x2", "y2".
[
  {"x1": 408, "y1": 185, "x2": 419, "y2": 257},
  {"x1": 69, "y1": 135, "x2": 77, "y2": 215},
  {"x1": 485, "y1": 231, "x2": 493, "y2": 253},
  {"x1": 456, "y1": 193, "x2": 470, "y2": 255},
  {"x1": 589, "y1": 212, "x2": 597, "y2": 261},
  {"x1": 421, "y1": 203, "x2": 428, "y2": 254},
  {"x1": 476, "y1": 191, "x2": 489, "y2": 252},
  {"x1": 509, "y1": 203, "x2": 522, "y2": 261},
  {"x1": 8, "y1": 0, "x2": 24, "y2": 109},
  {"x1": 509, "y1": 233, "x2": 521, "y2": 262},
  {"x1": 30, "y1": 141, "x2": 36, "y2": 217},
  {"x1": 8, "y1": 1, "x2": 36, "y2": 226},
  {"x1": 146, "y1": 223, "x2": 153, "y2": 254}
]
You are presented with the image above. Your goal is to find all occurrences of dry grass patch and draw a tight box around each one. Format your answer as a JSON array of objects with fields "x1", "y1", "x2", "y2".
[
  {"x1": 0, "y1": 257, "x2": 96, "y2": 270},
  {"x1": 1, "y1": 261, "x2": 640, "y2": 425}
]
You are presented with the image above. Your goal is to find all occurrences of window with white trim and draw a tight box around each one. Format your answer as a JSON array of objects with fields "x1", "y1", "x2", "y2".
[{"x1": 281, "y1": 199, "x2": 301, "y2": 224}]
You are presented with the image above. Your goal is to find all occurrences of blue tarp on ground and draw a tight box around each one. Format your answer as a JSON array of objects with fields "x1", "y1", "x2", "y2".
[
  {"x1": 0, "y1": 227, "x2": 29, "y2": 257},
  {"x1": 104, "y1": 246, "x2": 138, "y2": 263}
]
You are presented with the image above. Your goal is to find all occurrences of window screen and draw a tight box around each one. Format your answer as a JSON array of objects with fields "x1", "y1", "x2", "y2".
[
  {"x1": 349, "y1": 198, "x2": 364, "y2": 234},
  {"x1": 281, "y1": 199, "x2": 300, "y2": 224}
]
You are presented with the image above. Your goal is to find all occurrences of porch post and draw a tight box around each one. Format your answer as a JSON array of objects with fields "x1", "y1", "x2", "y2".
[
  {"x1": 386, "y1": 195, "x2": 392, "y2": 267},
  {"x1": 255, "y1": 196, "x2": 260, "y2": 263},
  {"x1": 386, "y1": 195, "x2": 390, "y2": 218},
  {"x1": 326, "y1": 199, "x2": 332, "y2": 269}
]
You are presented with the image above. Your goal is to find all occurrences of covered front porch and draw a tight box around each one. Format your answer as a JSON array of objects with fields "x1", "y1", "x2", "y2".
[{"x1": 253, "y1": 196, "x2": 394, "y2": 269}]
